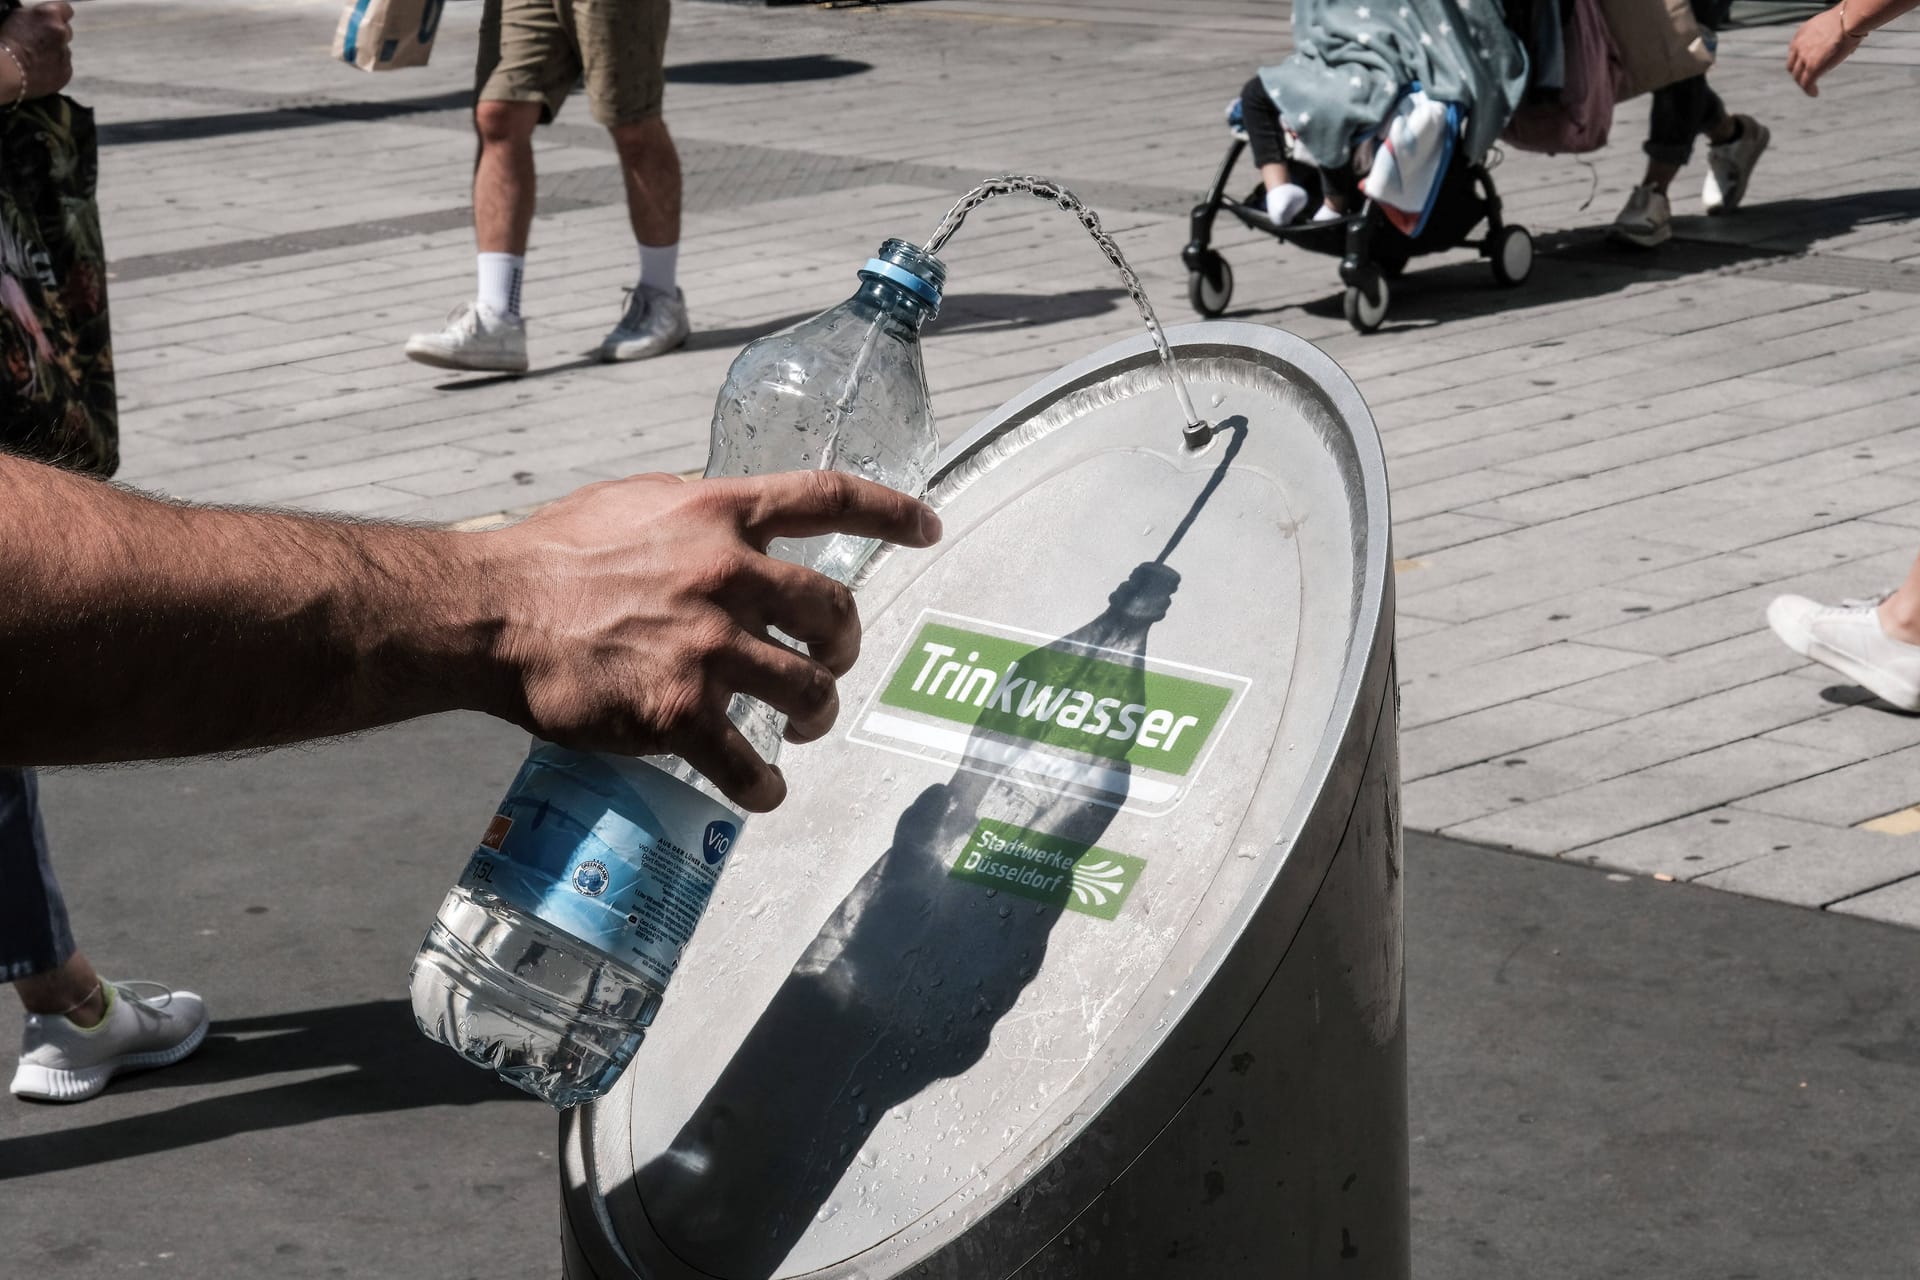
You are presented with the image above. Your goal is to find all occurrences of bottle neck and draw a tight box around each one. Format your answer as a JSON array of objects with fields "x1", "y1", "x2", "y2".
[{"x1": 851, "y1": 277, "x2": 934, "y2": 334}]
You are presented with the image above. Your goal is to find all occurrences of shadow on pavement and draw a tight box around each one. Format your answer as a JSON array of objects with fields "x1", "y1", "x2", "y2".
[
  {"x1": 98, "y1": 90, "x2": 471, "y2": 147},
  {"x1": 927, "y1": 287, "x2": 1127, "y2": 336},
  {"x1": 1257, "y1": 187, "x2": 1920, "y2": 331},
  {"x1": 1408, "y1": 829, "x2": 1920, "y2": 1277},
  {"x1": 1818, "y1": 683, "x2": 1919, "y2": 716},
  {"x1": 665, "y1": 54, "x2": 871, "y2": 85},
  {"x1": 429, "y1": 287, "x2": 1133, "y2": 387},
  {"x1": 0, "y1": 999, "x2": 532, "y2": 1181},
  {"x1": 97, "y1": 55, "x2": 868, "y2": 148}
]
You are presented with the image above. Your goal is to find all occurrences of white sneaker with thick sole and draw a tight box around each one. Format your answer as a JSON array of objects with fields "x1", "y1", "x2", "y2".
[
  {"x1": 404, "y1": 301, "x2": 528, "y2": 374},
  {"x1": 11, "y1": 981, "x2": 209, "y2": 1102},
  {"x1": 1611, "y1": 184, "x2": 1672, "y2": 248},
  {"x1": 1703, "y1": 116, "x2": 1769, "y2": 215},
  {"x1": 598, "y1": 286, "x2": 690, "y2": 363},
  {"x1": 1768, "y1": 593, "x2": 1920, "y2": 712}
]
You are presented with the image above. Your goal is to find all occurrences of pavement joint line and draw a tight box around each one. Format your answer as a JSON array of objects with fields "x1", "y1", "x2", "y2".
[
  {"x1": 1412, "y1": 657, "x2": 1830, "y2": 744},
  {"x1": 1469, "y1": 739, "x2": 1867, "y2": 856},
  {"x1": 1826, "y1": 869, "x2": 1920, "y2": 906}
]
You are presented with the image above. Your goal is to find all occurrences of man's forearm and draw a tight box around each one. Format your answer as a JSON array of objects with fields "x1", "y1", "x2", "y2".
[
  {"x1": 0, "y1": 455, "x2": 502, "y2": 764},
  {"x1": 0, "y1": 452, "x2": 938, "y2": 808}
]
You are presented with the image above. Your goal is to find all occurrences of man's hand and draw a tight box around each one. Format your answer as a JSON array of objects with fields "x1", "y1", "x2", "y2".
[
  {"x1": 481, "y1": 470, "x2": 942, "y2": 813},
  {"x1": 0, "y1": 2, "x2": 73, "y2": 101}
]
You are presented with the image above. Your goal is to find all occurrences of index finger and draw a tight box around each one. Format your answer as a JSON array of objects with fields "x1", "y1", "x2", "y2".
[{"x1": 722, "y1": 470, "x2": 943, "y2": 550}]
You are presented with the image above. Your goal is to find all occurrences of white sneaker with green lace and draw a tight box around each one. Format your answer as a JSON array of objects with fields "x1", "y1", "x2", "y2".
[
  {"x1": 598, "y1": 285, "x2": 690, "y2": 362},
  {"x1": 1768, "y1": 592, "x2": 1920, "y2": 712},
  {"x1": 10, "y1": 981, "x2": 209, "y2": 1102}
]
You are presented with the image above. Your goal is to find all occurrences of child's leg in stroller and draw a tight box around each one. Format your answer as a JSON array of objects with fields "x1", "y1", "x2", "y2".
[{"x1": 1240, "y1": 77, "x2": 1309, "y2": 225}]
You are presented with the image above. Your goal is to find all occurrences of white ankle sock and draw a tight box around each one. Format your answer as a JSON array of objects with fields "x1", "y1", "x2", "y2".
[
  {"x1": 639, "y1": 242, "x2": 678, "y2": 296},
  {"x1": 1312, "y1": 203, "x2": 1345, "y2": 223},
  {"x1": 477, "y1": 253, "x2": 524, "y2": 320},
  {"x1": 1265, "y1": 183, "x2": 1309, "y2": 226}
]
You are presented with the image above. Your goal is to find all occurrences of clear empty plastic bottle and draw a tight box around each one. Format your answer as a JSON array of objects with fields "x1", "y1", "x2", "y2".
[{"x1": 409, "y1": 238, "x2": 946, "y2": 1107}]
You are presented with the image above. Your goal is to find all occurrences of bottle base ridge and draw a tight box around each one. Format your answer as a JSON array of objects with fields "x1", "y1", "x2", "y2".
[{"x1": 410, "y1": 889, "x2": 662, "y2": 1109}]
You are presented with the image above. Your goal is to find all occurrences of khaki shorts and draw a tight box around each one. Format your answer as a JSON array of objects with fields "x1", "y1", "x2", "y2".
[{"x1": 476, "y1": 0, "x2": 670, "y2": 128}]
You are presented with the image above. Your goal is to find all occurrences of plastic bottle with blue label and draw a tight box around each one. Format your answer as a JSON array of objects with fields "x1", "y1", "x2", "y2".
[{"x1": 409, "y1": 238, "x2": 946, "y2": 1107}]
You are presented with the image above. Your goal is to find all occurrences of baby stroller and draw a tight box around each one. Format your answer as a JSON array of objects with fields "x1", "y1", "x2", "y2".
[{"x1": 1181, "y1": 7, "x2": 1537, "y2": 334}]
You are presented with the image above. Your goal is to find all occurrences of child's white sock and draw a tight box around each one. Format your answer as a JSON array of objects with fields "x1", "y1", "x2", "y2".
[
  {"x1": 639, "y1": 242, "x2": 679, "y2": 296},
  {"x1": 476, "y1": 252, "x2": 524, "y2": 320},
  {"x1": 1312, "y1": 203, "x2": 1345, "y2": 224},
  {"x1": 1264, "y1": 183, "x2": 1310, "y2": 226}
]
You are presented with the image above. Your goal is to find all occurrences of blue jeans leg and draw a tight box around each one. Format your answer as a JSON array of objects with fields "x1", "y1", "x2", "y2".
[{"x1": 1, "y1": 767, "x2": 77, "y2": 982}]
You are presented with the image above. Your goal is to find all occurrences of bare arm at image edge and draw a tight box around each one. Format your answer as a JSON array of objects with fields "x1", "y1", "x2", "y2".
[
  {"x1": 0, "y1": 455, "x2": 940, "y2": 812},
  {"x1": 1788, "y1": 0, "x2": 1920, "y2": 94}
]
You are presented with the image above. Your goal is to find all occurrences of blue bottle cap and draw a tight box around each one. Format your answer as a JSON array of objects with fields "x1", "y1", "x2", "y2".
[{"x1": 861, "y1": 257, "x2": 943, "y2": 311}]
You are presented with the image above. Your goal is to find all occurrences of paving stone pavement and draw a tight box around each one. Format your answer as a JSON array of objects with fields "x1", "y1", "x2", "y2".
[{"x1": 65, "y1": 0, "x2": 1920, "y2": 923}]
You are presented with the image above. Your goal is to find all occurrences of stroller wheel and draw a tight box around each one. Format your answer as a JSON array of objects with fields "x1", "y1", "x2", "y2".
[
  {"x1": 1343, "y1": 277, "x2": 1390, "y2": 334},
  {"x1": 1491, "y1": 225, "x2": 1534, "y2": 288},
  {"x1": 1188, "y1": 254, "x2": 1234, "y2": 318}
]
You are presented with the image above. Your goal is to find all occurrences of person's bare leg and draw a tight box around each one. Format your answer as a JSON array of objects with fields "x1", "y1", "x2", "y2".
[
  {"x1": 403, "y1": 99, "x2": 539, "y2": 369},
  {"x1": 597, "y1": 114, "x2": 690, "y2": 359},
  {"x1": 1877, "y1": 554, "x2": 1920, "y2": 645},
  {"x1": 474, "y1": 99, "x2": 543, "y2": 255},
  {"x1": 610, "y1": 114, "x2": 681, "y2": 249},
  {"x1": 15, "y1": 951, "x2": 106, "y2": 1028},
  {"x1": 1259, "y1": 161, "x2": 1289, "y2": 190}
]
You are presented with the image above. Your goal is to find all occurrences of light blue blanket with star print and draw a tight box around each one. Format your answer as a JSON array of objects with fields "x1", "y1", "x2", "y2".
[{"x1": 1259, "y1": 0, "x2": 1528, "y2": 170}]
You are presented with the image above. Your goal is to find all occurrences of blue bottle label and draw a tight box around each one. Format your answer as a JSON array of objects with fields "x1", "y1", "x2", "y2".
[{"x1": 461, "y1": 745, "x2": 740, "y2": 990}]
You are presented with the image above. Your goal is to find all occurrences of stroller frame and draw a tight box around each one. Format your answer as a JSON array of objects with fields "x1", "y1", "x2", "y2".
[{"x1": 1180, "y1": 133, "x2": 1535, "y2": 333}]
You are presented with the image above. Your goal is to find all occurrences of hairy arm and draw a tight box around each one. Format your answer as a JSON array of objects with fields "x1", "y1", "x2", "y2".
[
  {"x1": 0, "y1": 454, "x2": 503, "y2": 763},
  {"x1": 0, "y1": 456, "x2": 939, "y2": 810}
]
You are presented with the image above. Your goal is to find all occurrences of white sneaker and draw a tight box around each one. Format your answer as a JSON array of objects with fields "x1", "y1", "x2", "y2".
[
  {"x1": 404, "y1": 302, "x2": 528, "y2": 374},
  {"x1": 11, "y1": 981, "x2": 209, "y2": 1103},
  {"x1": 1703, "y1": 116, "x2": 1769, "y2": 216},
  {"x1": 1768, "y1": 593, "x2": 1920, "y2": 711},
  {"x1": 598, "y1": 285, "x2": 690, "y2": 363},
  {"x1": 1611, "y1": 185, "x2": 1671, "y2": 248}
]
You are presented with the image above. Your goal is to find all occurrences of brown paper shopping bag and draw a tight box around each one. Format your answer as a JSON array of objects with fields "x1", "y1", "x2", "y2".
[
  {"x1": 333, "y1": 0, "x2": 445, "y2": 72},
  {"x1": 1598, "y1": 0, "x2": 1716, "y2": 100}
]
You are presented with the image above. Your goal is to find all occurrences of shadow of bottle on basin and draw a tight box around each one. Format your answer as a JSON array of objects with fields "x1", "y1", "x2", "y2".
[{"x1": 584, "y1": 422, "x2": 1247, "y2": 1278}]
